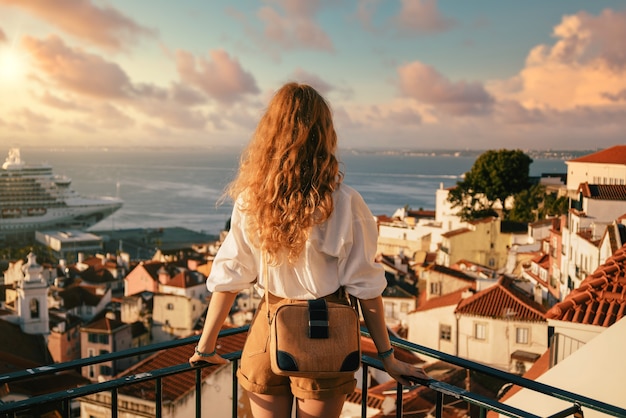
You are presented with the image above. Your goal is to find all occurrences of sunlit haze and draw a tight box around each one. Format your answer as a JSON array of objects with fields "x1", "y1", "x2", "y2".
[{"x1": 0, "y1": 1, "x2": 625, "y2": 150}]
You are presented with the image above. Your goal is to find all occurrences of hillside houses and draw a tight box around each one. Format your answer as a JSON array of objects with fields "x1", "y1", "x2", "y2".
[{"x1": 1, "y1": 146, "x2": 625, "y2": 416}]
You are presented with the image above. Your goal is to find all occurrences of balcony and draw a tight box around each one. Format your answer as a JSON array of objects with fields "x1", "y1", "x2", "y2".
[{"x1": 1, "y1": 326, "x2": 624, "y2": 418}]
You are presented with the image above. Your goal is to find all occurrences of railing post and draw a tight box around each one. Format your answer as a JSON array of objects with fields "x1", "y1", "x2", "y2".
[
  {"x1": 361, "y1": 364, "x2": 369, "y2": 418},
  {"x1": 155, "y1": 377, "x2": 162, "y2": 417},
  {"x1": 232, "y1": 359, "x2": 239, "y2": 418},
  {"x1": 435, "y1": 391, "x2": 443, "y2": 418},
  {"x1": 111, "y1": 388, "x2": 118, "y2": 418},
  {"x1": 195, "y1": 367, "x2": 202, "y2": 418},
  {"x1": 396, "y1": 382, "x2": 403, "y2": 418}
]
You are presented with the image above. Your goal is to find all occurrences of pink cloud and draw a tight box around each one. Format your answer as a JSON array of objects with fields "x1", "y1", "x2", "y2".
[
  {"x1": 22, "y1": 35, "x2": 133, "y2": 98},
  {"x1": 491, "y1": 9, "x2": 626, "y2": 111},
  {"x1": 394, "y1": 0, "x2": 455, "y2": 34},
  {"x1": 289, "y1": 68, "x2": 335, "y2": 95},
  {"x1": 257, "y1": 5, "x2": 333, "y2": 51},
  {"x1": 14, "y1": 107, "x2": 52, "y2": 131},
  {"x1": 176, "y1": 49, "x2": 259, "y2": 104},
  {"x1": 398, "y1": 61, "x2": 494, "y2": 116},
  {"x1": 601, "y1": 88, "x2": 626, "y2": 102},
  {"x1": 576, "y1": 9, "x2": 626, "y2": 70},
  {"x1": 38, "y1": 91, "x2": 87, "y2": 111},
  {"x1": 0, "y1": 0, "x2": 155, "y2": 50},
  {"x1": 527, "y1": 9, "x2": 626, "y2": 70}
]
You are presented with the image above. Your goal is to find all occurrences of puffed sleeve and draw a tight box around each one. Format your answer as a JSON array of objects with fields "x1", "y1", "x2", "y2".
[
  {"x1": 206, "y1": 202, "x2": 258, "y2": 293},
  {"x1": 337, "y1": 188, "x2": 387, "y2": 300}
]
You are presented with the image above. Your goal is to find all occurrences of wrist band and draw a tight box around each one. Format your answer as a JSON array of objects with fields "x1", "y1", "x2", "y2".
[
  {"x1": 378, "y1": 347, "x2": 394, "y2": 359},
  {"x1": 195, "y1": 345, "x2": 217, "y2": 357}
]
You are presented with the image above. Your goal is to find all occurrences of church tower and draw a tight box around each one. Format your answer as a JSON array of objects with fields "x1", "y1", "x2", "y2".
[{"x1": 17, "y1": 252, "x2": 50, "y2": 335}]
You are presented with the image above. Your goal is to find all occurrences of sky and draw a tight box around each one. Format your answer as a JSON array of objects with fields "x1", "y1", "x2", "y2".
[{"x1": 0, "y1": 0, "x2": 625, "y2": 151}]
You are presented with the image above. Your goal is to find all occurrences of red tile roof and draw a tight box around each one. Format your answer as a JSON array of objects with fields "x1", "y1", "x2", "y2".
[
  {"x1": 546, "y1": 244, "x2": 626, "y2": 327},
  {"x1": 455, "y1": 276, "x2": 547, "y2": 321},
  {"x1": 82, "y1": 315, "x2": 127, "y2": 332},
  {"x1": 578, "y1": 182, "x2": 626, "y2": 201},
  {"x1": 442, "y1": 227, "x2": 471, "y2": 238},
  {"x1": 117, "y1": 326, "x2": 248, "y2": 403},
  {"x1": 416, "y1": 286, "x2": 473, "y2": 311},
  {"x1": 568, "y1": 145, "x2": 626, "y2": 165},
  {"x1": 427, "y1": 264, "x2": 478, "y2": 283}
]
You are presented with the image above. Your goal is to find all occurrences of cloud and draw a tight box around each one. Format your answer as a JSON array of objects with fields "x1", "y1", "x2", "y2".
[
  {"x1": 494, "y1": 100, "x2": 545, "y2": 125},
  {"x1": 393, "y1": 0, "x2": 456, "y2": 34},
  {"x1": 38, "y1": 91, "x2": 87, "y2": 111},
  {"x1": 490, "y1": 9, "x2": 626, "y2": 111},
  {"x1": 13, "y1": 107, "x2": 52, "y2": 131},
  {"x1": 354, "y1": 0, "x2": 379, "y2": 32},
  {"x1": 289, "y1": 68, "x2": 335, "y2": 95},
  {"x1": 22, "y1": 35, "x2": 133, "y2": 98},
  {"x1": 0, "y1": 27, "x2": 6, "y2": 43},
  {"x1": 0, "y1": 0, "x2": 155, "y2": 51},
  {"x1": 175, "y1": 49, "x2": 260, "y2": 104},
  {"x1": 601, "y1": 88, "x2": 626, "y2": 102},
  {"x1": 397, "y1": 61, "x2": 494, "y2": 116},
  {"x1": 257, "y1": 3, "x2": 333, "y2": 51},
  {"x1": 532, "y1": 9, "x2": 626, "y2": 70}
]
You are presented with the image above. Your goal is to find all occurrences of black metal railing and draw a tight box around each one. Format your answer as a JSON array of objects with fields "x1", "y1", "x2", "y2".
[{"x1": 1, "y1": 326, "x2": 624, "y2": 418}]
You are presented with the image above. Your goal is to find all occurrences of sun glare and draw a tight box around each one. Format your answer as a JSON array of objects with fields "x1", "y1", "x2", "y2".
[{"x1": 0, "y1": 47, "x2": 26, "y2": 83}]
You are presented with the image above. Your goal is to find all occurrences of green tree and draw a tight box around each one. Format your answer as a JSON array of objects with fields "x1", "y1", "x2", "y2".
[
  {"x1": 509, "y1": 184, "x2": 545, "y2": 222},
  {"x1": 448, "y1": 149, "x2": 533, "y2": 221},
  {"x1": 540, "y1": 192, "x2": 569, "y2": 219}
]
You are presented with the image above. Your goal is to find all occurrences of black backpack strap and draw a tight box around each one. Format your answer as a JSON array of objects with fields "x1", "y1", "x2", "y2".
[{"x1": 308, "y1": 299, "x2": 329, "y2": 339}]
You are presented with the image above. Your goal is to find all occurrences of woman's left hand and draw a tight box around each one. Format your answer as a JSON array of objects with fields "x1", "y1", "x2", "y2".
[
  {"x1": 382, "y1": 356, "x2": 431, "y2": 387},
  {"x1": 188, "y1": 351, "x2": 229, "y2": 367}
]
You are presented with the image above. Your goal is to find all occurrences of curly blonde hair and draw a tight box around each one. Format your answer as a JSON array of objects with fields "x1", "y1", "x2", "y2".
[{"x1": 226, "y1": 83, "x2": 343, "y2": 264}]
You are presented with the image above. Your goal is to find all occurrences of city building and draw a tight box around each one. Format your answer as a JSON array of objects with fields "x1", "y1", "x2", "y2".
[{"x1": 564, "y1": 145, "x2": 626, "y2": 190}]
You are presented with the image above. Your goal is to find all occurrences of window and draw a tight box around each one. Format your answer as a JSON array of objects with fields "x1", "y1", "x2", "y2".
[
  {"x1": 30, "y1": 298, "x2": 40, "y2": 319},
  {"x1": 166, "y1": 303, "x2": 175, "y2": 310},
  {"x1": 384, "y1": 302, "x2": 394, "y2": 318},
  {"x1": 516, "y1": 327, "x2": 529, "y2": 344},
  {"x1": 439, "y1": 324, "x2": 452, "y2": 341},
  {"x1": 100, "y1": 334, "x2": 110, "y2": 344},
  {"x1": 100, "y1": 365, "x2": 112, "y2": 376},
  {"x1": 474, "y1": 323, "x2": 487, "y2": 340},
  {"x1": 430, "y1": 282, "x2": 441, "y2": 296},
  {"x1": 88, "y1": 333, "x2": 99, "y2": 343}
]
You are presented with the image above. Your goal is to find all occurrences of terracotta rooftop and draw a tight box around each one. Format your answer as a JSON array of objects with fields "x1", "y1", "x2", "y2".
[
  {"x1": 546, "y1": 244, "x2": 626, "y2": 327},
  {"x1": 578, "y1": 182, "x2": 626, "y2": 201},
  {"x1": 166, "y1": 270, "x2": 206, "y2": 288},
  {"x1": 416, "y1": 286, "x2": 473, "y2": 312},
  {"x1": 455, "y1": 276, "x2": 547, "y2": 322},
  {"x1": 427, "y1": 264, "x2": 479, "y2": 283},
  {"x1": 82, "y1": 314, "x2": 128, "y2": 332},
  {"x1": 57, "y1": 283, "x2": 106, "y2": 309},
  {"x1": 442, "y1": 227, "x2": 471, "y2": 238},
  {"x1": 568, "y1": 145, "x2": 626, "y2": 165},
  {"x1": 117, "y1": 326, "x2": 248, "y2": 403}
]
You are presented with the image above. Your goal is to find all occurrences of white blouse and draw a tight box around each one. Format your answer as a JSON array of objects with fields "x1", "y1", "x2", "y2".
[{"x1": 206, "y1": 184, "x2": 387, "y2": 300}]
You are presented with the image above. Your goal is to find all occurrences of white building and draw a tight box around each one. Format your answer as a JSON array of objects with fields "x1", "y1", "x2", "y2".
[{"x1": 565, "y1": 145, "x2": 626, "y2": 191}]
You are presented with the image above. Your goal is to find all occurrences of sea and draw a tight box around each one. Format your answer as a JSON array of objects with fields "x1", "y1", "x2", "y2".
[{"x1": 15, "y1": 147, "x2": 570, "y2": 238}]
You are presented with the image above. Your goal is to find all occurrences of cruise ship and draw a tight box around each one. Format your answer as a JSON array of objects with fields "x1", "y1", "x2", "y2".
[{"x1": 0, "y1": 148, "x2": 123, "y2": 243}]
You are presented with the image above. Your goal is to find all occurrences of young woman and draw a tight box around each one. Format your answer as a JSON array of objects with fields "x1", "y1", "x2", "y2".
[{"x1": 189, "y1": 82, "x2": 429, "y2": 417}]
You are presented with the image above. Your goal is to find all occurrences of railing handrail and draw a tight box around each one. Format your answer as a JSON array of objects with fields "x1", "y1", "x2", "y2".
[
  {"x1": 377, "y1": 330, "x2": 624, "y2": 417},
  {"x1": 1, "y1": 326, "x2": 625, "y2": 418}
]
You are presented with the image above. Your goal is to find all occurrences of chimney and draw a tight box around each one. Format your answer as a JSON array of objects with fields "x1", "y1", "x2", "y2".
[{"x1": 534, "y1": 285, "x2": 543, "y2": 305}]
